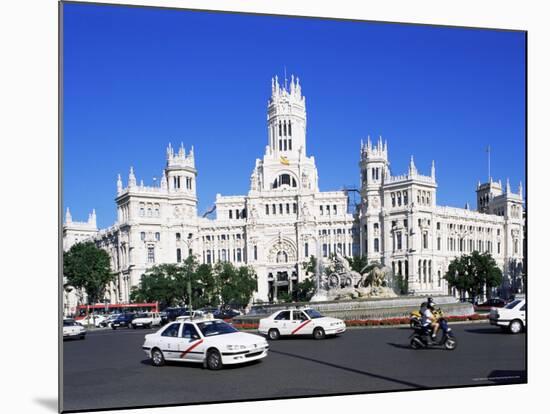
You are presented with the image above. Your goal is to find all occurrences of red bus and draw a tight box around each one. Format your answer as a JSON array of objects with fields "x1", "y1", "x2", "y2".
[{"x1": 75, "y1": 302, "x2": 159, "y2": 320}]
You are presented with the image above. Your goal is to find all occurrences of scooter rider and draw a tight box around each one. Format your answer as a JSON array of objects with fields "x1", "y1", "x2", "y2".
[{"x1": 421, "y1": 300, "x2": 439, "y2": 340}]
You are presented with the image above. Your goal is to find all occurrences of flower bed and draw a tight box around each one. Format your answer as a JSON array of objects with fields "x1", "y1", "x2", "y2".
[{"x1": 232, "y1": 314, "x2": 488, "y2": 330}]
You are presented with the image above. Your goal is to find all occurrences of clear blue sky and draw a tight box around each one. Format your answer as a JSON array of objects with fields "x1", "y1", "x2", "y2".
[{"x1": 63, "y1": 3, "x2": 525, "y2": 229}]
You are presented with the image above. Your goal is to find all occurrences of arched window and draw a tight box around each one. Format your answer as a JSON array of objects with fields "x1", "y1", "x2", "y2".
[
  {"x1": 279, "y1": 121, "x2": 282, "y2": 136},
  {"x1": 283, "y1": 121, "x2": 287, "y2": 136},
  {"x1": 288, "y1": 120, "x2": 292, "y2": 136},
  {"x1": 276, "y1": 251, "x2": 288, "y2": 263}
]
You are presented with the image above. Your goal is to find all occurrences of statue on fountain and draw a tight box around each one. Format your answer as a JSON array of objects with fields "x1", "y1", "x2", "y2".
[{"x1": 310, "y1": 251, "x2": 397, "y2": 301}]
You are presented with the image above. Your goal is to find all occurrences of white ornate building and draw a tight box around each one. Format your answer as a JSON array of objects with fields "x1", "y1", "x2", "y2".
[{"x1": 63, "y1": 75, "x2": 524, "y2": 307}]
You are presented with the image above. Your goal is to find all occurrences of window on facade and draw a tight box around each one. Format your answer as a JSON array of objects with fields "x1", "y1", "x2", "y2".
[
  {"x1": 397, "y1": 192, "x2": 402, "y2": 206},
  {"x1": 155, "y1": 232, "x2": 160, "y2": 241},
  {"x1": 322, "y1": 244, "x2": 328, "y2": 257},
  {"x1": 437, "y1": 237, "x2": 441, "y2": 251},
  {"x1": 293, "y1": 203, "x2": 297, "y2": 214},
  {"x1": 229, "y1": 210, "x2": 233, "y2": 219},
  {"x1": 139, "y1": 203, "x2": 145, "y2": 217},
  {"x1": 279, "y1": 204, "x2": 283, "y2": 214},
  {"x1": 391, "y1": 193, "x2": 396, "y2": 207},
  {"x1": 304, "y1": 242, "x2": 309, "y2": 258},
  {"x1": 176, "y1": 248, "x2": 182, "y2": 263},
  {"x1": 319, "y1": 206, "x2": 323, "y2": 215},
  {"x1": 326, "y1": 205, "x2": 330, "y2": 215},
  {"x1": 147, "y1": 247, "x2": 155, "y2": 263},
  {"x1": 403, "y1": 191, "x2": 408, "y2": 205},
  {"x1": 141, "y1": 232, "x2": 145, "y2": 241},
  {"x1": 265, "y1": 205, "x2": 269, "y2": 215},
  {"x1": 374, "y1": 223, "x2": 379, "y2": 231},
  {"x1": 272, "y1": 204, "x2": 276, "y2": 214},
  {"x1": 397, "y1": 232, "x2": 402, "y2": 250},
  {"x1": 286, "y1": 203, "x2": 290, "y2": 214},
  {"x1": 423, "y1": 233, "x2": 428, "y2": 249},
  {"x1": 206, "y1": 250, "x2": 212, "y2": 264},
  {"x1": 333, "y1": 205, "x2": 337, "y2": 215},
  {"x1": 237, "y1": 248, "x2": 242, "y2": 262},
  {"x1": 254, "y1": 245, "x2": 258, "y2": 261},
  {"x1": 374, "y1": 238, "x2": 379, "y2": 252}
]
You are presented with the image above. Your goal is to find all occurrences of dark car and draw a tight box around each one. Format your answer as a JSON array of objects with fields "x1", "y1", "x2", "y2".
[
  {"x1": 476, "y1": 298, "x2": 507, "y2": 309},
  {"x1": 111, "y1": 313, "x2": 135, "y2": 329},
  {"x1": 213, "y1": 308, "x2": 241, "y2": 320},
  {"x1": 160, "y1": 307, "x2": 187, "y2": 325}
]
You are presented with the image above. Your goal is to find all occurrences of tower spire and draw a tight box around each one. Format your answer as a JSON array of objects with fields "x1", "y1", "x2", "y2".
[
  {"x1": 117, "y1": 173, "x2": 123, "y2": 194},
  {"x1": 408, "y1": 155, "x2": 417, "y2": 176},
  {"x1": 65, "y1": 207, "x2": 72, "y2": 224},
  {"x1": 518, "y1": 181, "x2": 523, "y2": 198},
  {"x1": 128, "y1": 166, "x2": 136, "y2": 188},
  {"x1": 431, "y1": 160, "x2": 436, "y2": 180}
]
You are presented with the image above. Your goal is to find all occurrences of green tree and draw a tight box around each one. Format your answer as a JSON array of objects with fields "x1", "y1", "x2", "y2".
[
  {"x1": 130, "y1": 264, "x2": 181, "y2": 308},
  {"x1": 472, "y1": 251, "x2": 503, "y2": 299},
  {"x1": 214, "y1": 262, "x2": 258, "y2": 308},
  {"x1": 177, "y1": 255, "x2": 216, "y2": 309},
  {"x1": 294, "y1": 277, "x2": 316, "y2": 301},
  {"x1": 63, "y1": 241, "x2": 116, "y2": 305},
  {"x1": 302, "y1": 255, "x2": 318, "y2": 276},
  {"x1": 394, "y1": 274, "x2": 408, "y2": 295},
  {"x1": 346, "y1": 255, "x2": 369, "y2": 274},
  {"x1": 444, "y1": 251, "x2": 503, "y2": 301}
]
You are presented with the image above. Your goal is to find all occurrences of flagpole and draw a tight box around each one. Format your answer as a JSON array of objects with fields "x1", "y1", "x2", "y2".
[{"x1": 487, "y1": 145, "x2": 491, "y2": 181}]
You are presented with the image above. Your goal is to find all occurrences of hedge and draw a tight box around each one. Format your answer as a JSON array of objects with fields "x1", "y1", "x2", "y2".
[{"x1": 231, "y1": 314, "x2": 487, "y2": 329}]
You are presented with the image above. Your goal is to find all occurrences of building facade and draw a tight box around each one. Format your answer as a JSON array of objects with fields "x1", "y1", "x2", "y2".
[{"x1": 63, "y1": 76, "x2": 524, "y2": 306}]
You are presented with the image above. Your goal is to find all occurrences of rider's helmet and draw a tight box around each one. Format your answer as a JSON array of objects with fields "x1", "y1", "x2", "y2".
[{"x1": 427, "y1": 300, "x2": 436, "y2": 310}]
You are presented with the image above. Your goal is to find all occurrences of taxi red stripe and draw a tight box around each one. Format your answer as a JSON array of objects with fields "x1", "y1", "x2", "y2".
[
  {"x1": 180, "y1": 339, "x2": 204, "y2": 358},
  {"x1": 291, "y1": 320, "x2": 312, "y2": 334}
]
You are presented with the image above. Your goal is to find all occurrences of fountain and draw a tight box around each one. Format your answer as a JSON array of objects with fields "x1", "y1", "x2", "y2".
[{"x1": 310, "y1": 252, "x2": 397, "y2": 302}]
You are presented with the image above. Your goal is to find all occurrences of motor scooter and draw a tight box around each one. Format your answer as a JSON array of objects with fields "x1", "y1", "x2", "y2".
[{"x1": 409, "y1": 313, "x2": 457, "y2": 350}]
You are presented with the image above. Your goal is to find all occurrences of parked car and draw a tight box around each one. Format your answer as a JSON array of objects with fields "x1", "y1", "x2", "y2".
[
  {"x1": 476, "y1": 298, "x2": 507, "y2": 309},
  {"x1": 111, "y1": 313, "x2": 136, "y2": 329},
  {"x1": 77, "y1": 314, "x2": 107, "y2": 327},
  {"x1": 489, "y1": 299, "x2": 526, "y2": 334},
  {"x1": 99, "y1": 313, "x2": 120, "y2": 328},
  {"x1": 176, "y1": 310, "x2": 205, "y2": 321},
  {"x1": 142, "y1": 317, "x2": 269, "y2": 369},
  {"x1": 160, "y1": 307, "x2": 188, "y2": 325},
  {"x1": 63, "y1": 319, "x2": 86, "y2": 340},
  {"x1": 258, "y1": 307, "x2": 346, "y2": 340},
  {"x1": 131, "y1": 312, "x2": 162, "y2": 329},
  {"x1": 213, "y1": 308, "x2": 241, "y2": 320}
]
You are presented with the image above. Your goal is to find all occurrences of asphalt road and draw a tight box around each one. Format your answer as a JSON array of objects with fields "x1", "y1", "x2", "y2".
[{"x1": 62, "y1": 322, "x2": 526, "y2": 412}]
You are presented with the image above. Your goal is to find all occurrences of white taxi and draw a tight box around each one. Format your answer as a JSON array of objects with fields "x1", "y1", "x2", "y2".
[
  {"x1": 142, "y1": 317, "x2": 269, "y2": 370},
  {"x1": 489, "y1": 299, "x2": 526, "y2": 334},
  {"x1": 258, "y1": 307, "x2": 346, "y2": 340}
]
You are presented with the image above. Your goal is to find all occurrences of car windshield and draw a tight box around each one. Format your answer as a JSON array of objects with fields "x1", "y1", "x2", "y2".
[
  {"x1": 135, "y1": 313, "x2": 149, "y2": 318},
  {"x1": 197, "y1": 320, "x2": 238, "y2": 337},
  {"x1": 504, "y1": 300, "x2": 522, "y2": 309},
  {"x1": 304, "y1": 309, "x2": 323, "y2": 319}
]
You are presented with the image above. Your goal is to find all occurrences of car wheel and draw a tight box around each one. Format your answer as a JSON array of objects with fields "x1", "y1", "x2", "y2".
[
  {"x1": 151, "y1": 348, "x2": 165, "y2": 367},
  {"x1": 206, "y1": 349, "x2": 223, "y2": 370},
  {"x1": 112, "y1": 326, "x2": 117, "y2": 330},
  {"x1": 146, "y1": 323, "x2": 152, "y2": 329},
  {"x1": 79, "y1": 335, "x2": 85, "y2": 340},
  {"x1": 509, "y1": 319, "x2": 523, "y2": 334},
  {"x1": 267, "y1": 329, "x2": 280, "y2": 340},
  {"x1": 132, "y1": 324, "x2": 136, "y2": 329},
  {"x1": 313, "y1": 327, "x2": 325, "y2": 340}
]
